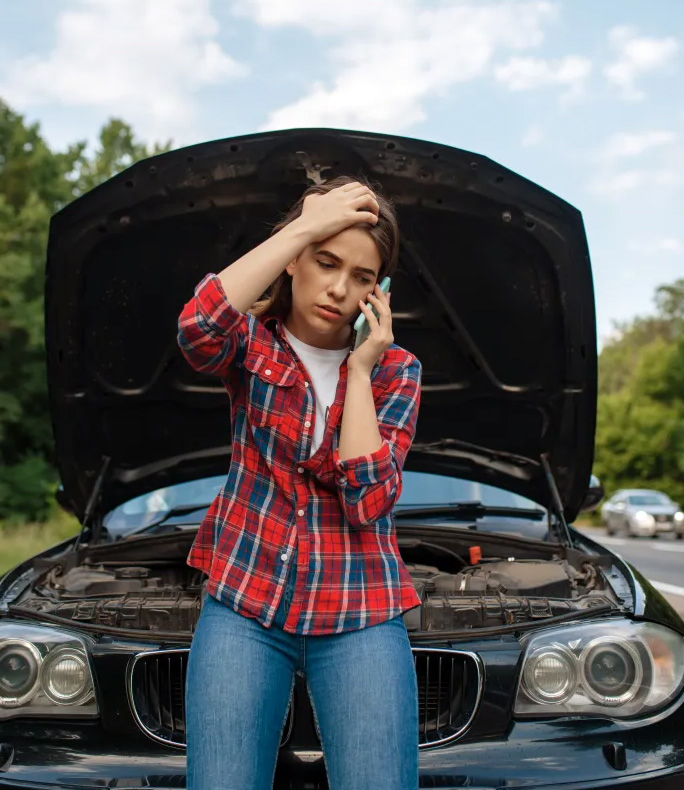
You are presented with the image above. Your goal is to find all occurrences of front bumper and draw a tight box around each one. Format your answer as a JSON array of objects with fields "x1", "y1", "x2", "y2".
[{"x1": 1, "y1": 719, "x2": 684, "y2": 790}]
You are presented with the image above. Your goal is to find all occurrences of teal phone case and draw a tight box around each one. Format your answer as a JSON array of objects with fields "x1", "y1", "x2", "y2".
[{"x1": 353, "y1": 276, "x2": 391, "y2": 350}]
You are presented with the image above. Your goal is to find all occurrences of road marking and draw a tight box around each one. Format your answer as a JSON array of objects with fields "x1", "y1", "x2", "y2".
[
  {"x1": 594, "y1": 536, "x2": 626, "y2": 546},
  {"x1": 652, "y1": 543, "x2": 684, "y2": 553},
  {"x1": 651, "y1": 581, "x2": 684, "y2": 597}
]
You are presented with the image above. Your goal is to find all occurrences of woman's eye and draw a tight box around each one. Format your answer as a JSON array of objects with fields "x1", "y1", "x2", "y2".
[
  {"x1": 317, "y1": 261, "x2": 335, "y2": 269},
  {"x1": 359, "y1": 277, "x2": 373, "y2": 285}
]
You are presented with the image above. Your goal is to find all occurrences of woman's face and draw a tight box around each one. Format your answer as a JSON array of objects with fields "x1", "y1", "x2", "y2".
[{"x1": 285, "y1": 226, "x2": 382, "y2": 349}]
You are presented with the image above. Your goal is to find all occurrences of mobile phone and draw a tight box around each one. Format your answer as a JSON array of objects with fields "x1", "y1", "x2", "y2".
[{"x1": 353, "y1": 276, "x2": 391, "y2": 350}]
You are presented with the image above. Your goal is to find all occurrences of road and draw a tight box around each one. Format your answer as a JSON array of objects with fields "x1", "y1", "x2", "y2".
[{"x1": 576, "y1": 527, "x2": 684, "y2": 616}]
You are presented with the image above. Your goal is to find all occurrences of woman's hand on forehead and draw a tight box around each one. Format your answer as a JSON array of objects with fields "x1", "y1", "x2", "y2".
[{"x1": 299, "y1": 183, "x2": 380, "y2": 243}]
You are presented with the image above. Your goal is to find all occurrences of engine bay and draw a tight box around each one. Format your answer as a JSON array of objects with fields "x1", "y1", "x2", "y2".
[{"x1": 12, "y1": 534, "x2": 617, "y2": 634}]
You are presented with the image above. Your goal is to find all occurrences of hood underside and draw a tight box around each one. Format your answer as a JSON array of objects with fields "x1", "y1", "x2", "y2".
[{"x1": 45, "y1": 128, "x2": 597, "y2": 524}]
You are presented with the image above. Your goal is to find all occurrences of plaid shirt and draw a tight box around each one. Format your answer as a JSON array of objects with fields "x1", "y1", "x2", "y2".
[{"x1": 177, "y1": 273, "x2": 422, "y2": 635}]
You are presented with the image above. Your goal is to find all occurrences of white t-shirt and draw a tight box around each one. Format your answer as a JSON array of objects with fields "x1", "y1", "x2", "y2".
[{"x1": 283, "y1": 327, "x2": 349, "y2": 456}]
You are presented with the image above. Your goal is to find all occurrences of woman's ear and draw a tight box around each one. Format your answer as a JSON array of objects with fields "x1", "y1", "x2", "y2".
[{"x1": 285, "y1": 258, "x2": 297, "y2": 277}]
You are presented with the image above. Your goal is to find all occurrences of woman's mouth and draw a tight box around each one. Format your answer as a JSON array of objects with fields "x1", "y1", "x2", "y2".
[{"x1": 315, "y1": 305, "x2": 343, "y2": 321}]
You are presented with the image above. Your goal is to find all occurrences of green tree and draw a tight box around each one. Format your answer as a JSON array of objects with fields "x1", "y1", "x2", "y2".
[
  {"x1": 0, "y1": 100, "x2": 171, "y2": 521},
  {"x1": 594, "y1": 277, "x2": 684, "y2": 506}
]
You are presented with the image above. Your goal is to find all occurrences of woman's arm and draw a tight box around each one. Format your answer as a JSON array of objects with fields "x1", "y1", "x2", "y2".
[
  {"x1": 178, "y1": 182, "x2": 379, "y2": 376},
  {"x1": 215, "y1": 219, "x2": 314, "y2": 314},
  {"x1": 215, "y1": 183, "x2": 379, "y2": 312},
  {"x1": 337, "y1": 369, "x2": 383, "y2": 460},
  {"x1": 334, "y1": 357, "x2": 422, "y2": 527},
  {"x1": 334, "y1": 284, "x2": 422, "y2": 527}
]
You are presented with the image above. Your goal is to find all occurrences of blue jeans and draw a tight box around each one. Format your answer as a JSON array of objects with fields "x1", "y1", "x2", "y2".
[{"x1": 186, "y1": 552, "x2": 419, "y2": 790}]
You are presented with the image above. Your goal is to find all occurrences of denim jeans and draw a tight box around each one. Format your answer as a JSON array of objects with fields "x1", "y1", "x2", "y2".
[{"x1": 186, "y1": 549, "x2": 419, "y2": 790}]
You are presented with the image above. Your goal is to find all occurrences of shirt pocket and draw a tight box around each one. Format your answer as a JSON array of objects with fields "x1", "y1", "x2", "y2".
[{"x1": 243, "y1": 350, "x2": 298, "y2": 428}]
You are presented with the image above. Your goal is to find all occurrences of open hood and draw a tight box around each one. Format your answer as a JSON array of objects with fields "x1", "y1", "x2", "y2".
[{"x1": 45, "y1": 129, "x2": 597, "y2": 527}]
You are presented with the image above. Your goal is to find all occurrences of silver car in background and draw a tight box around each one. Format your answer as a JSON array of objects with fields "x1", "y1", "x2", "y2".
[{"x1": 601, "y1": 488, "x2": 684, "y2": 538}]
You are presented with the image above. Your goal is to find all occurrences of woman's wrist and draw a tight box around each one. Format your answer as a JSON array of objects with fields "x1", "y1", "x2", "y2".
[
  {"x1": 281, "y1": 215, "x2": 317, "y2": 249},
  {"x1": 346, "y1": 364, "x2": 373, "y2": 383}
]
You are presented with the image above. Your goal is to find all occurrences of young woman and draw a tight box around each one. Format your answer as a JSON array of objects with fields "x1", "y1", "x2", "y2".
[{"x1": 177, "y1": 176, "x2": 422, "y2": 790}]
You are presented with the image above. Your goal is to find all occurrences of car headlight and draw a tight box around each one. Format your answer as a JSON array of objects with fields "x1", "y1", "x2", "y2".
[
  {"x1": 634, "y1": 510, "x2": 655, "y2": 527},
  {"x1": 0, "y1": 623, "x2": 97, "y2": 720},
  {"x1": 515, "y1": 620, "x2": 684, "y2": 719},
  {"x1": 674, "y1": 511, "x2": 684, "y2": 523}
]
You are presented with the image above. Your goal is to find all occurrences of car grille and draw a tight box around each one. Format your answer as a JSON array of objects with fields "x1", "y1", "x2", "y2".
[
  {"x1": 127, "y1": 650, "x2": 295, "y2": 749},
  {"x1": 655, "y1": 514, "x2": 672, "y2": 523},
  {"x1": 129, "y1": 647, "x2": 482, "y2": 750},
  {"x1": 413, "y1": 648, "x2": 482, "y2": 747}
]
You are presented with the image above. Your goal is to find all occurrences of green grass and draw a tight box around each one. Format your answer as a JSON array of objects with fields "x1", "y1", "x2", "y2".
[
  {"x1": 573, "y1": 515, "x2": 600, "y2": 528},
  {"x1": 0, "y1": 512, "x2": 81, "y2": 576}
]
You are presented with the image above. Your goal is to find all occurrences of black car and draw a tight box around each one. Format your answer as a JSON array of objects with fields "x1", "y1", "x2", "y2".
[{"x1": 1, "y1": 129, "x2": 683, "y2": 789}]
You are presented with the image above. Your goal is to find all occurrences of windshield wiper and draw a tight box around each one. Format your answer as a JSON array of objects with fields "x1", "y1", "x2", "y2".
[
  {"x1": 393, "y1": 501, "x2": 547, "y2": 521},
  {"x1": 121, "y1": 504, "x2": 212, "y2": 538}
]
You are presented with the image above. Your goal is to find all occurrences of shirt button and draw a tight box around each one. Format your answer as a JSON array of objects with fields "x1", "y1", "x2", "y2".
[
  {"x1": 297, "y1": 509, "x2": 305, "y2": 516},
  {"x1": 265, "y1": 369, "x2": 272, "y2": 376},
  {"x1": 281, "y1": 553, "x2": 289, "y2": 562},
  {"x1": 304, "y1": 420, "x2": 311, "y2": 428},
  {"x1": 297, "y1": 467, "x2": 304, "y2": 474}
]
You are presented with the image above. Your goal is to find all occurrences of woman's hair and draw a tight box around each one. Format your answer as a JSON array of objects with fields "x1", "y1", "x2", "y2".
[{"x1": 250, "y1": 174, "x2": 399, "y2": 320}]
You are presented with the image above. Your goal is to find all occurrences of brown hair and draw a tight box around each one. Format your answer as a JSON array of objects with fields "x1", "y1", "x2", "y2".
[{"x1": 250, "y1": 175, "x2": 399, "y2": 321}]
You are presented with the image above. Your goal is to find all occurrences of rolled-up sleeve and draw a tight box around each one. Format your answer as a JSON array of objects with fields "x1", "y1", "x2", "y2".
[
  {"x1": 177, "y1": 273, "x2": 250, "y2": 377},
  {"x1": 332, "y1": 357, "x2": 422, "y2": 527}
]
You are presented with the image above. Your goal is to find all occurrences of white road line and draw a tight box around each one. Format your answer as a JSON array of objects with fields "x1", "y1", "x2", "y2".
[
  {"x1": 593, "y1": 536, "x2": 626, "y2": 546},
  {"x1": 652, "y1": 543, "x2": 684, "y2": 553},
  {"x1": 651, "y1": 581, "x2": 684, "y2": 597}
]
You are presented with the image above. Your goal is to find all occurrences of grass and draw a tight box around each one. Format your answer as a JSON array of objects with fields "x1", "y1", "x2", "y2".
[
  {"x1": 0, "y1": 512, "x2": 81, "y2": 576},
  {"x1": 572, "y1": 514, "x2": 601, "y2": 528}
]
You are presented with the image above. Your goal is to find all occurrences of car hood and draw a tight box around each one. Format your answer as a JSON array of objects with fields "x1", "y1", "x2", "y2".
[{"x1": 45, "y1": 128, "x2": 597, "y2": 526}]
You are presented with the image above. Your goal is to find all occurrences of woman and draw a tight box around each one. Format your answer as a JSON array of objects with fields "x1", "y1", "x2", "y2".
[{"x1": 178, "y1": 176, "x2": 422, "y2": 790}]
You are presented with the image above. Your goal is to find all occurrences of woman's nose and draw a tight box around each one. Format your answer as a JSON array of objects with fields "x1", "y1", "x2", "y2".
[{"x1": 328, "y1": 278, "x2": 347, "y2": 299}]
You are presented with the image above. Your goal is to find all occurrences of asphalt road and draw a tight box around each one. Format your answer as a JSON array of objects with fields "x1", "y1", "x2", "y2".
[{"x1": 576, "y1": 526, "x2": 684, "y2": 615}]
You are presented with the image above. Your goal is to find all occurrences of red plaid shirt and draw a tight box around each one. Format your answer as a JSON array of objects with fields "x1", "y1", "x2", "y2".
[{"x1": 177, "y1": 273, "x2": 422, "y2": 634}]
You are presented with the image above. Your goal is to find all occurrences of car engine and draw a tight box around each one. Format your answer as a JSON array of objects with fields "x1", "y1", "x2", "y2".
[{"x1": 13, "y1": 546, "x2": 614, "y2": 634}]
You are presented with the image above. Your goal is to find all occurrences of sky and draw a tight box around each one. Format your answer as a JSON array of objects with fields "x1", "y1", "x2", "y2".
[{"x1": 1, "y1": 0, "x2": 682, "y2": 347}]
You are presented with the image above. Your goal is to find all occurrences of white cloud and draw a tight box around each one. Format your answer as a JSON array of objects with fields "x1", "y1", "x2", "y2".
[
  {"x1": 494, "y1": 54, "x2": 591, "y2": 96},
  {"x1": 600, "y1": 130, "x2": 676, "y2": 159},
  {"x1": 603, "y1": 26, "x2": 679, "y2": 101},
  {"x1": 0, "y1": 0, "x2": 246, "y2": 143},
  {"x1": 237, "y1": 0, "x2": 561, "y2": 132},
  {"x1": 627, "y1": 237, "x2": 683, "y2": 255},
  {"x1": 234, "y1": 0, "x2": 411, "y2": 32},
  {"x1": 588, "y1": 125, "x2": 684, "y2": 199},
  {"x1": 588, "y1": 167, "x2": 678, "y2": 197}
]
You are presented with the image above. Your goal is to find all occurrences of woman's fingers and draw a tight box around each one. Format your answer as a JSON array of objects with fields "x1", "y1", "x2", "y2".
[
  {"x1": 341, "y1": 181, "x2": 371, "y2": 193},
  {"x1": 365, "y1": 287, "x2": 393, "y2": 334},
  {"x1": 368, "y1": 284, "x2": 390, "y2": 314},
  {"x1": 358, "y1": 299, "x2": 380, "y2": 330},
  {"x1": 351, "y1": 193, "x2": 379, "y2": 216}
]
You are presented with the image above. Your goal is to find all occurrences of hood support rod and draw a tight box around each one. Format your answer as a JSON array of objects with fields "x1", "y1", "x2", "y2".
[
  {"x1": 541, "y1": 453, "x2": 574, "y2": 547},
  {"x1": 72, "y1": 455, "x2": 111, "y2": 552}
]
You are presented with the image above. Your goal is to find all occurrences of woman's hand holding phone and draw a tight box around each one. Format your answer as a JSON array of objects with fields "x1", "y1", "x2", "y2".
[{"x1": 348, "y1": 277, "x2": 393, "y2": 375}]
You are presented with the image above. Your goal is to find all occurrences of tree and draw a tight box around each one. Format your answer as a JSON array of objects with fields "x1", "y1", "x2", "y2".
[
  {"x1": 0, "y1": 100, "x2": 171, "y2": 521},
  {"x1": 594, "y1": 277, "x2": 684, "y2": 505}
]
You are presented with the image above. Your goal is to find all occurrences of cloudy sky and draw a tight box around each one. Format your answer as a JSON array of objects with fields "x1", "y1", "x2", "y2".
[{"x1": 1, "y1": 0, "x2": 682, "y2": 345}]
